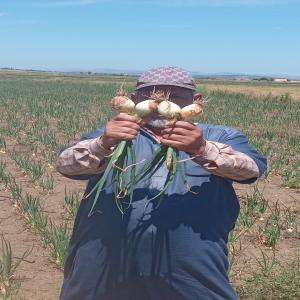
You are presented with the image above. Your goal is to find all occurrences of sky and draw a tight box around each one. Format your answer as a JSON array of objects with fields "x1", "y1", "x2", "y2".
[{"x1": 0, "y1": 0, "x2": 300, "y2": 76}]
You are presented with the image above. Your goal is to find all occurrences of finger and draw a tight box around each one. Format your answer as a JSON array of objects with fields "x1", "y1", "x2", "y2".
[
  {"x1": 111, "y1": 127, "x2": 139, "y2": 137},
  {"x1": 160, "y1": 138, "x2": 183, "y2": 148},
  {"x1": 116, "y1": 133, "x2": 137, "y2": 140},
  {"x1": 114, "y1": 121, "x2": 140, "y2": 131},
  {"x1": 161, "y1": 134, "x2": 187, "y2": 142},
  {"x1": 161, "y1": 127, "x2": 191, "y2": 136},
  {"x1": 106, "y1": 120, "x2": 140, "y2": 130},
  {"x1": 114, "y1": 113, "x2": 140, "y2": 123},
  {"x1": 166, "y1": 120, "x2": 196, "y2": 130},
  {"x1": 121, "y1": 128, "x2": 139, "y2": 135}
]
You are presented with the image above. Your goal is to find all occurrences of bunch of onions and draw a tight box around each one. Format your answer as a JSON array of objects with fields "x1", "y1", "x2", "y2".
[
  {"x1": 86, "y1": 90, "x2": 166, "y2": 216},
  {"x1": 87, "y1": 94, "x2": 138, "y2": 216},
  {"x1": 135, "y1": 92, "x2": 204, "y2": 207},
  {"x1": 87, "y1": 89, "x2": 204, "y2": 215}
]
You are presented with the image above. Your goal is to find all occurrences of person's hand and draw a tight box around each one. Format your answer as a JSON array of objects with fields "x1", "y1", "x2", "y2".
[
  {"x1": 101, "y1": 113, "x2": 141, "y2": 149},
  {"x1": 160, "y1": 121, "x2": 206, "y2": 156}
]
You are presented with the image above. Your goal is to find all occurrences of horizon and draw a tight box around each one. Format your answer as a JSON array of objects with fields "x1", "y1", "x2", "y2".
[
  {"x1": 1, "y1": 0, "x2": 300, "y2": 77},
  {"x1": 2, "y1": 66, "x2": 300, "y2": 80}
]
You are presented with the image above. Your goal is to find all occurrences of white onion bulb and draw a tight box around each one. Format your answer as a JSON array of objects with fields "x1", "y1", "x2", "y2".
[
  {"x1": 111, "y1": 96, "x2": 135, "y2": 113},
  {"x1": 180, "y1": 103, "x2": 203, "y2": 121},
  {"x1": 135, "y1": 100, "x2": 158, "y2": 117},
  {"x1": 157, "y1": 101, "x2": 181, "y2": 119}
]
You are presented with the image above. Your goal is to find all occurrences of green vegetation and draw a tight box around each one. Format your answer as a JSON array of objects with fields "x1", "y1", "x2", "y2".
[
  {"x1": 0, "y1": 165, "x2": 69, "y2": 267},
  {"x1": 239, "y1": 252, "x2": 300, "y2": 299},
  {"x1": 64, "y1": 188, "x2": 81, "y2": 218},
  {"x1": 0, "y1": 235, "x2": 31, "y2": 300},
  {"x1": 1, "y1": 75, "x2": 299, "y2": 181},
  {"x1": 199, "y1": 90, "x2": 300, "y2": 178}
]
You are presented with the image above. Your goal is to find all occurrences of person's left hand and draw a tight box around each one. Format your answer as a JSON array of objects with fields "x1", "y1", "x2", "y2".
[{"x1": 160, "y1": 121, "x2": 206, "y2": 156}]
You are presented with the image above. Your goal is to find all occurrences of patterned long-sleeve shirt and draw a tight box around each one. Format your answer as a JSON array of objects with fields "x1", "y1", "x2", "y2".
[{"x1": 56, "y1": 129, "x2": 259, "y2": 181}]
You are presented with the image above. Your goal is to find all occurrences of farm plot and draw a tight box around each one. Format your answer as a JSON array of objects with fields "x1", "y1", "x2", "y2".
[
  {"x1": 198, "y1": 79, "x2": 300, "y2": 101},
  {"x1": 0, "y1": 71, "x2": 299, "y2": 299}
]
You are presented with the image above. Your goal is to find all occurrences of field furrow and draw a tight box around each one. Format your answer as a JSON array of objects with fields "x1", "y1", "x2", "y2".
[{"x1": 0, "y1": 183, "x2": 63, "y2": 300}]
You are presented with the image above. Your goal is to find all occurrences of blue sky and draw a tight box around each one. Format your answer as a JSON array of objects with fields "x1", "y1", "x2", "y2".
[{"x1": 0, "y1": 0, "x2": 300, "y2": 76}]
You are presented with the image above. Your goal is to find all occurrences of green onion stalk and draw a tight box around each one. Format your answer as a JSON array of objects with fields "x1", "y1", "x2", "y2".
[
  {"x1": 86, "y1": 94, "x2": 138, "y2": 216},
  {"x1": 134, "y1": 92, "x2": 204, "y2": 208}
]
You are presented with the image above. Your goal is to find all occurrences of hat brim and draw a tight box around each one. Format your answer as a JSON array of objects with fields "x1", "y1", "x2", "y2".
[{"x1": 135, "y1": 82, "x2": 196, "y2": 91}]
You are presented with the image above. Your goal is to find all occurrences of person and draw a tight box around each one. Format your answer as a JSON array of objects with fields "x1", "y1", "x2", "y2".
[{"x1": 56, "y1": 66, "x2": 267, "y2": 300}]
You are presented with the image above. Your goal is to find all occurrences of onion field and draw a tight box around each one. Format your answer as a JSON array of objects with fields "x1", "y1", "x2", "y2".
[{"x1": 0, "y1": 70, "x2": 299, "y2": 299}]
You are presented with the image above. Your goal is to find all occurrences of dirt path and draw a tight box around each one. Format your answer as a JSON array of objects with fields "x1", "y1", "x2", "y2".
[{"x1": 0, "y1": 185, "x2": 63, "y2": 300}]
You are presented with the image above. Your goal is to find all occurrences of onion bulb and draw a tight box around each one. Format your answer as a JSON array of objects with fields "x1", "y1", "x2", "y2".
[
  {"x1": 180, "y1": 102, "x2": 203, "y2": 121},
  {"x1": 135, "y1": 100, "x2": 158, "y2": 117},
  {"x1": 157, "y1": 101, "x2": 181, "y2": 119},
  {"x1": 111, "y1": 96, "x2": 135, "y2": 113}
]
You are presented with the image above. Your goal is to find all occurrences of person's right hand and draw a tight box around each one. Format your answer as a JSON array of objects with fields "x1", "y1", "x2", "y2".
[{"x1": 100, "y1": 113, "x2": 141, "y2": 149}]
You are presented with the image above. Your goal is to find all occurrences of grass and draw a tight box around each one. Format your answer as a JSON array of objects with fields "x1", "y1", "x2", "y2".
[
  {"x1": 228, "y1": 184, "x2": 300, "y2": 297},
  {"x1": 9, "y1": 151, "x2": 54, "y2": 192},
  {"x1": 0, "y1": 136, "x2": 6, "y2": 152},
  {"x1": 0, "y1": 167, "x2": 69, "y2": 267},
  {"x1": 258, "y1": 201, "x2": 281, "y2": 248},
  {"x1": 283, "y1": 161, "x2": 300, "y2": 189},
  {"x1": 39, "y1": 174, "x2": 55, "y2": 192},
  {"x1": 198, "y1": 79, "x2": 300, "y2": 101},
  {"x1": 238, "y1": 252, "x2": 300, "y2": 299},
  {"x1": 0, "y1": 235, "x2": 31, "y2": 300},
  {"x1": 64, "y1": 188, "x2": 81, "y2": 218},
  {"x1": 236, "y1": 185, "x2": 267, "y2": 229},
  {"x1": 10, "y1": 151, "x2": 44, "y2": 183},
  {"x1": 198, "y1": 90, "x2": 300, "y2": 178}
]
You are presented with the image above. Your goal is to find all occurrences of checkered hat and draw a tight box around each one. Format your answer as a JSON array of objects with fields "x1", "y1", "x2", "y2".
[{"x1": 136, "y1": 66, "x2": 196, "y2": 91}]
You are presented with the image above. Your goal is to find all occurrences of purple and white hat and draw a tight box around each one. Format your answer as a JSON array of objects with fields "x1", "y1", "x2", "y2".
[{"x1": 136, "y1": 66, "x2": 196, "y2": 91}]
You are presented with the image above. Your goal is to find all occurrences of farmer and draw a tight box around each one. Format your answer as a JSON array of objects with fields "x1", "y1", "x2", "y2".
[{"x1": 56, "y1": 66, "x2": 267, "y2": 300}]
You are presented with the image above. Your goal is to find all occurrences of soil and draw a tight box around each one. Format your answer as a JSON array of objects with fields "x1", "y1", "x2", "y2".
[
  {"x1": 0, "y1": 140, "x2": 85, "y2": 300},
  {"x1": 0, "y1": 184, "x2": 63, "y2": 300}
]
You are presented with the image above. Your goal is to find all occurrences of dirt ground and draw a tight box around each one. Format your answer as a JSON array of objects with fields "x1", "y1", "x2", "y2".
[
  {"x1": 0, "y1": 139, "x2": 85, "y2": 300},
  {"x1": 231, "y1": 177, "x2": 300, "y2": 286},
  {"x1": 0, "y1": 184, "x2": 63, "y2": 300}
]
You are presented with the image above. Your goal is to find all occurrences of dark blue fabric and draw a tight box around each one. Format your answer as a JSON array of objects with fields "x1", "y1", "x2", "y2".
[{"x1": 59, "y1": 124, "x2": 267, "y2": 300}]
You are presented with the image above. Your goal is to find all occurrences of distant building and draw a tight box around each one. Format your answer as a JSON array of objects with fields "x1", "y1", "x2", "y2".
[{"x1": 274, "y1": 78, "x2": 288, "y2": 82}]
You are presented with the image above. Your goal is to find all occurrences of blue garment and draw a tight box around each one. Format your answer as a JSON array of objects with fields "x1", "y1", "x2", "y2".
[{"x1": 59, "y1": 124, "x2": 267, "y2": 300}]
